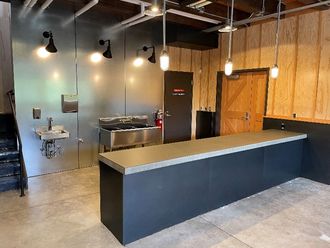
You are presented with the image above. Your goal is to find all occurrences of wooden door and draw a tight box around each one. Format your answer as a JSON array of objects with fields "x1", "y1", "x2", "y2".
[{"x1": 220, "y1": 71, "x2": 268, "y2": 135}]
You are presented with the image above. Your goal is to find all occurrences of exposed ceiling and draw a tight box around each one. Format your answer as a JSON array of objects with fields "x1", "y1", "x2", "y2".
[{"x1": 30, "y1": 0, "x2": 329, "y2": 30}]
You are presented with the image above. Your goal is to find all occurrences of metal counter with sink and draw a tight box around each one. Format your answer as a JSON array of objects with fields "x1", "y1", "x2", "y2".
[
  {"x1": 98, "y1": 130, "x2": 307, "y2": 245},
  {"x1": 98, "y1": 116, "x2": 162, "y2": 152}
]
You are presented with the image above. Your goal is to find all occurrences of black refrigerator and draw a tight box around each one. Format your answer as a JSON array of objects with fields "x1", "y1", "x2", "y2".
[{"x1": 196, "y1": 111, "x2": 216, "y2": 139}]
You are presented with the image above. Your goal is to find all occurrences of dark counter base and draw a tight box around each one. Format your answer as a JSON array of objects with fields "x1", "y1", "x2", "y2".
[
  {"x1": 100, "y1": 140, "x2": 303, "y2": 245},
  {"x1": 264, "y1": 118, "x2": 330, "y2": 185}
]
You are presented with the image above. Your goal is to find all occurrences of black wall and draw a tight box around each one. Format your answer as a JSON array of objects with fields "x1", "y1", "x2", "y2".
[{"x1": 263, "y1": 117, "x2": 330, "y2": 185}]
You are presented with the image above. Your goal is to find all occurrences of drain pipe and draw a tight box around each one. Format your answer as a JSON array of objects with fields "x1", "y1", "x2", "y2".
[{"x1": 204, "y1": 0, "x2": 330, "y2": 32}]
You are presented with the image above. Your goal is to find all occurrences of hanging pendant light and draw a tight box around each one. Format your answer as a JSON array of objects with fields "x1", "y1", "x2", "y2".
[
  {"x1": 219, "y1": 0, "x2": 237, "y2": 33},
  {"x1": 224, "y1": 0, "x2": 235, "y2": 76},
  {"x1": 160, "y1": 0, "x2": 169, "y2": 71},
  {"x1": 271, "y1": 0, "x2": 282, "y2": 79},
  {"x1": 145, "y1": 0, "x2": 164, "y2": 17}
]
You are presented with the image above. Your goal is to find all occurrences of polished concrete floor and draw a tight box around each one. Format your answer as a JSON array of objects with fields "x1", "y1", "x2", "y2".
[{"x1": 0, "y1": 166, "x2": 329, "y2": 248}]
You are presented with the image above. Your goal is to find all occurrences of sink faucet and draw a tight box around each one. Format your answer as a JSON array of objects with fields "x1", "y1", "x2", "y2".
[{"x1": 47, "y1": 117, "x2": 53, "y2": 131}]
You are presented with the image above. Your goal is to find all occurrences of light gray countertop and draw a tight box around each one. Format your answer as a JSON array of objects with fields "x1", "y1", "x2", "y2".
[{"x1": 99, "y1": 130, "x2": 307, "y2": 175}]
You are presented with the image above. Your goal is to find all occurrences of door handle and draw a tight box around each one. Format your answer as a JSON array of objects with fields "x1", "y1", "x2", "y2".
[
  {"x1": 244, "y1": 112, "x2": 250, "y2": 121},
  {"x1": 165, "y1": 111, "x2": 172, "y2": 117}
]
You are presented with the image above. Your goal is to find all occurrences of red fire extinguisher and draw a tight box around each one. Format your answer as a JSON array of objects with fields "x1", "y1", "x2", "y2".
[{"x1": 154, "y1": 109, "x2": 163, "y2": 128}]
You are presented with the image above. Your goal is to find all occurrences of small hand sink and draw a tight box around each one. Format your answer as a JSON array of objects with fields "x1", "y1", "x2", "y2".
[{"x1": 36, "y1": 125, "x2": 70, "y2": 141}]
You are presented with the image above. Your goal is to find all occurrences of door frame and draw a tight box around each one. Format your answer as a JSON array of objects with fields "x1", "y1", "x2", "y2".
[{"x1": 215, "y1": 68, "x2": 270, "y2": 136}]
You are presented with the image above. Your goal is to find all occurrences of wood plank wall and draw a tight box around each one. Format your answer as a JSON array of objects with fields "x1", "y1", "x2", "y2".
[{"x1": 169, "y1": 8, "x2": 330, "y2": 129}]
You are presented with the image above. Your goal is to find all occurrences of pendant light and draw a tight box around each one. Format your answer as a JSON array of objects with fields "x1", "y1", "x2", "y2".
[
  {"x1": 271, "y1": 0, "x2": 282, "y2": 79},
  {"x1": 145, "y1": 0, "x2": 163, "y2": 17},
  {"x1": 219, "y1": 0, "x2": 237, "y2": 33},
  {"x1": 224, "y1": 0, "x2": 235, "y2": 76},
  {"x1": 160, "y1": 0, "x2": 169, "y2": 71}
]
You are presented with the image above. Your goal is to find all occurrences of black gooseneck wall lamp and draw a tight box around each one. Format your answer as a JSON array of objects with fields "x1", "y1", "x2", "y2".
[
  {"x1": 99, "y1": 39, "x2": 112, "y2": 59},
  {"x1": 133, "y1": 45, "x2": 156, "y2": 67},
  {"x1": 145, "y1": 46, "x2": 156, "y2": 64},
  {"x1": 140, "y1": 46, "x2": 156, "y2": 63},
  {"x1": 42, "y1": 31, "x2": 57, "y2": 53}
]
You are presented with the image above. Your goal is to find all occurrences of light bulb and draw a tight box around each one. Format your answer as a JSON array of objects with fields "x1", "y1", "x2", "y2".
[
  {"x1": 90, "y1": 52, "x2": 102, "y2": 63},
  {"x1": 224, "y1": 59, "x2": 233, "y2": 76},
  {"x1": 133, "y1": 57, "x2": 144, "y2": 67},
  {"x1": 160, "y1": 50, "x2": 169, "y2": 71},
  {"x1": 270, "y1": 64, "x2": 279, "y2": 79},
  {"x1": 151, "y1": 6, "x2": 159, "y2": 12},
  {"x1": 36, "y1": 46, "x2": 50, "y2": 59},
  {"x1": 218, "y1": 25, "x2": 238, "y2": 33}
]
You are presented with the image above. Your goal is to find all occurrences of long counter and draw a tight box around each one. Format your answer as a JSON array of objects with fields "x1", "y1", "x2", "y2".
[
  {"x1": 99, "y1": 130, "x2": 307, "y2": 175},
  {"x1": 99, "y1": 130, "x2": 307, "y2": 245}
]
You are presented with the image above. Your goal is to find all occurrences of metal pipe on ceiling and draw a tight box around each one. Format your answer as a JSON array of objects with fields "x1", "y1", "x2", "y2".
[
  {"x1": 62, "y1": 0, "x2": 99, "y2": 26},
  {"x1": 204, "y1": 0, "x2": 330, "y2": 32},
  {"x1": 121, "y1": 3, "x2": 146, "y2": 25},
  {"x1": 40, "y1": 0, "x2": 54, "y2": 10},
  {"x1": 23, "y1": 0, "x2": 32, "y2": 7},
  {"x1": 28, "y1": 0, "x2": 38, "y2": 8},
  {"x1": 167, "y1": 9, "x2": 221, "y2": 24},
  {"x1": 74, "y1": 0, "x2": 99, "y2": 18},
  {"x1": 125, "y1": 15, "x2": 155, "y2": 27},
  {"x1": 120, "y1": 0, "x2": 150, "y2": 5},
  {"x1": 119, "y1": 0, "x2": 224, "y2": 25}
]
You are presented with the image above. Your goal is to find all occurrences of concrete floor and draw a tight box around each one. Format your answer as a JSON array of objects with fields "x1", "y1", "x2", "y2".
[{"x1": 0, "y1": 167, "x2": 329, "y2": 248}]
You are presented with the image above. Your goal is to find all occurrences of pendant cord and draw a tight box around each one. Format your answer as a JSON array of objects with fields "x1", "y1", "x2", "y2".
[
  {"x1": 228, "y1": 0, "x2": 234, "y2": 60},
  {"x1": 274, "y1": 0, "x2": 282, "y2": 65},
  {"x1": 163, "y1": 0, "x2": 166, "y2": 51}
]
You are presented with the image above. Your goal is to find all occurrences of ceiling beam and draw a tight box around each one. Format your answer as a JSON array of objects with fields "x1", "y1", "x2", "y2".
[
  {"x1": 213, "y1": 0, "x2": 278, "y2": 14},
  {"x1": 295, "y1": 0, "x2": 329, "y2": 10}
]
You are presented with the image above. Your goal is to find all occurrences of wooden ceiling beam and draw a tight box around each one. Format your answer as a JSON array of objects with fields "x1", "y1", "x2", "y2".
[
  {"x1": 295, "y1": 0, "x2": 329, "y2": 10},
  {"x1": 213, "y1": 0, "x2": 278, "y2": 14}
]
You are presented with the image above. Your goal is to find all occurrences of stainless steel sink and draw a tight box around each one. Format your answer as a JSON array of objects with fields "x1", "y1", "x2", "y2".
[
  {"x1": 35, "y1": 125, "x2": 70, "y2": 141},
  {"x1": 99, "y1": 116, "x2": 162, "y2": 151}
]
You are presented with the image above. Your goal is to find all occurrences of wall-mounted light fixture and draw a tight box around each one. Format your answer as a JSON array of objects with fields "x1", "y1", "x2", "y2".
[
  {"x1": 99, "y1": 39, "x2": 112, "y2": 59},
  {"x1": 36, "y1": 46, "x2": 50, "y2": 59},
  {"x1": 224, "y1": 0, "x2": 235, "y2": 76},
  {"x1": 145, "y1": 0, "x2": 163, "y2": 17},
  {"x1": 90, "y1": 52, "x2": 102, "y2": 63},
  {"x1": 42, "y1": 31, "x2": 57, "y2": 53},
  {"x1": 270, "y1": 0, "x2": 282, "y2": 79},
  {"x1": 133, "y1": 45, "x2": 156, "y2": 67},
  {"x1": 160, "y1": 0, "x2": 169, "y2": 71}
]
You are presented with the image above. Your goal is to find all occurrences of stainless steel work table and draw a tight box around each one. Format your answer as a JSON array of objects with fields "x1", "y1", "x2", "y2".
[{"x1": 99, "y1": 130, "x2": 307, "y2": 245}]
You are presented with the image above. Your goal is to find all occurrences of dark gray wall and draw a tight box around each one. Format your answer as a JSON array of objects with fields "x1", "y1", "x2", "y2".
[
  {"x1": 263, "y1": 117, "x2": 330, "y2": 185},
  {"x1": 11, "y1": 0, "x2": 164, "y2": 176},
  {"x1": 0, "y1": 1, "x2": 14, "y2": 113}
]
